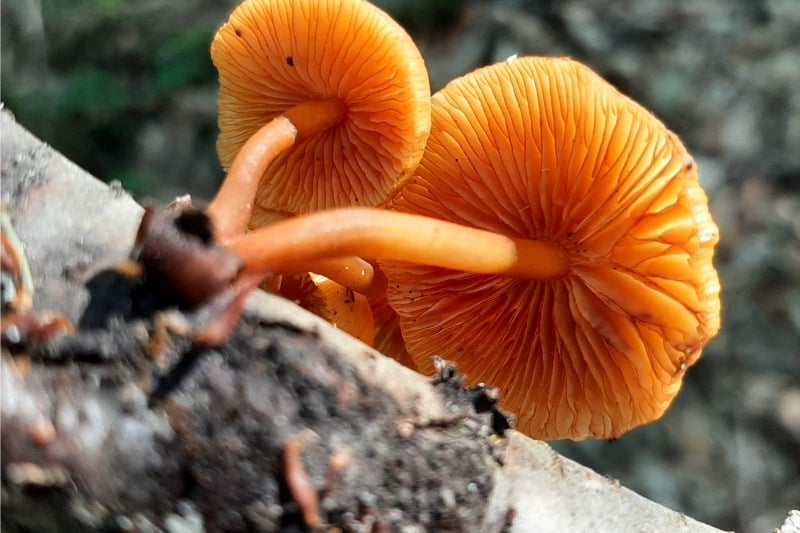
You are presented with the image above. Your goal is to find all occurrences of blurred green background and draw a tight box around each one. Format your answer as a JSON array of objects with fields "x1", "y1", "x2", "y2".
[{"x1": 3, "y1": 1, "x2": 799, "y2": 532}]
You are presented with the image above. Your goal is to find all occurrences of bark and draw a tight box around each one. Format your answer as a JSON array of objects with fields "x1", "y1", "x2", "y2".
[{"x1": 1, "y1": 108, "x2": 725, "y2": 532}]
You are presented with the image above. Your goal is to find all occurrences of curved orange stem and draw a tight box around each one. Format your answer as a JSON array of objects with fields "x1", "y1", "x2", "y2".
[
  {"x1": 231, "y1": 208, "x2": 570, "y2": 289},
  {"x1": 274, "y1": 256, "x2": 385, "y2": 297},
  {"x1": 207, "y1": 98, "x2": 347, "y2": 243},
  {"x1": 207, "y1": 117, "x2": 298, "y2": 243}
]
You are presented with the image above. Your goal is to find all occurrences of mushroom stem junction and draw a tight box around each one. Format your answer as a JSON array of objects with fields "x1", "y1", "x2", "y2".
[
  {"x1": 207, "y1": 98, "x2": 348, "y2": 242},
  {"x1": 230, "y1": 207, "x2": 570, "y2": 288},
  {"x1": 283, "y1": 97, "x2": 347, "y2": 142}
]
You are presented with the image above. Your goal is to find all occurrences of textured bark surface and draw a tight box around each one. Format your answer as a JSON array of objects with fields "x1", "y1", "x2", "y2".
[{"x1": 1, "y1": 109, "x2": 725, "y2": 532}]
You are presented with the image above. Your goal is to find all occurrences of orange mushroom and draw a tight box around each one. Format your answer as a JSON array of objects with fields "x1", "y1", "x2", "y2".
[
  {"x1": 205, "y1": 0, "x2": 430, "y2": 334},
  {"x1": 382, "y1": 57, "x2": 721, "y2": 440},
  {"x1": 207, "y1": 0, "x2": 431, "y2": 244},
  {"x1": 228, "y1": 56, "x2": 720, "y2": 441}
]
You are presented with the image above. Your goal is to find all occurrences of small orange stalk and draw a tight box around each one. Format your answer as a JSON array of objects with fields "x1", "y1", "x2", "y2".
[
  {"x1": 207, "y1": 97, "x2": 348, "y2": 243},
  {"x1": 276, "y1": 256, "x2": 385, "y2": 297},
  {"x1": 206, "y1": 116, "x2": 297, "y2": 243}
]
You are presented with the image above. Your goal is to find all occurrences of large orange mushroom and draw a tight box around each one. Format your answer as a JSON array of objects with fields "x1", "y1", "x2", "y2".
[
  {"x1": 227, "y1": 56, "x2": 720, "y2": 441},
  {"x1": 207, "y1": 0, "x2": 431, "y2": 243},
  {"x1": 383, "y1": 57, "x2": 721, "y2": 439}
]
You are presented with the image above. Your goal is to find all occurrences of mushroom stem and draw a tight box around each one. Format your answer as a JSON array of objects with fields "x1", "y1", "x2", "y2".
[
  {"x1": 231, "y1": 208, "x2": 570, "y2": 286},
  {"x1": 275, "y1": 256, "x2": 386, "y2": 297},
  {"x1": 207, "y1": 98, "x2": 348, "y2": 243},
  {"x1": 207, "y1": 116, "x2": 298, "y2": 242}
]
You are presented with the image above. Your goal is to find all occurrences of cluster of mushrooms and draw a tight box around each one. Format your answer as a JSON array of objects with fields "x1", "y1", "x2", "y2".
[{"x1": 188, "y1": 0, "x2": 721, "y2": 441}]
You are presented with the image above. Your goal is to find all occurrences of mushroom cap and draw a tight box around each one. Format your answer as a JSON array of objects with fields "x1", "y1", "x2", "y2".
[
  {"x1": 211, "y1": 0, "x2": 431, "y2": 216},
  {"x1": 382, "y1": 57, "x2": 721, "y2": 440}
]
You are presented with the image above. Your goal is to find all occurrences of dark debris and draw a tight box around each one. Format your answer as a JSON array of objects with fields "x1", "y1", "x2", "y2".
[
  {"x1": 130, "y1": 205, "x2": 243, "y2": 310},
  {"x1": 432, "y1": 356, "x2": 515, "y2": 437}
]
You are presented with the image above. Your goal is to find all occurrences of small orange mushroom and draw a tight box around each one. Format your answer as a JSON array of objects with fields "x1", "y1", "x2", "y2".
[
  {"x1": 207, "y1": 0, "x2": 430, "y2": 304},
  {"x1": 227, "y1": 56, "x2": 720, "y2": 440},
  {"x1": 207, "y1": 0, "x2": 431, "y2": 243},
  {"x1": 280, "y1": 273, "x2": 375, "y2": 345}
]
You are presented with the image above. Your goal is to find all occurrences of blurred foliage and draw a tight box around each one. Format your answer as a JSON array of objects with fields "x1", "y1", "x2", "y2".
[
  {"x1": 154, "y1": 27, "x2": 217, "y2": 91},
  {"x1": 374, "y1": 0, "x2": 467, "y2": 34},
  {"x1": 2, "y1": 0, "x2": 220, "y2": 195}
]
